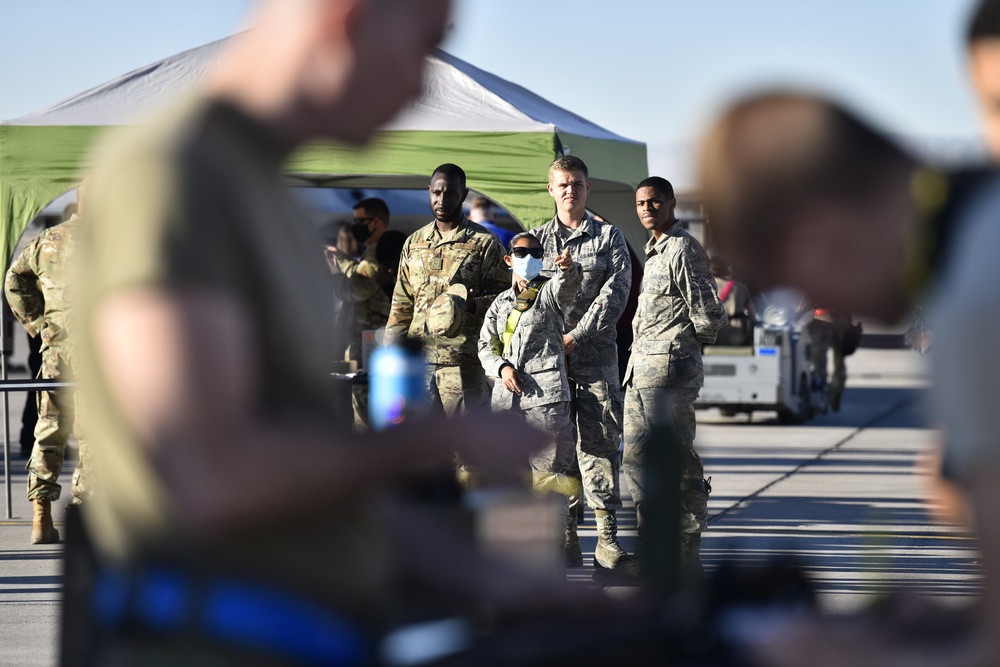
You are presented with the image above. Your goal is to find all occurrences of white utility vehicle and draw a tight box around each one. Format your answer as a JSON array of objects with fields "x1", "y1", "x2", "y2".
[{"x1": 696, "y1": 293, "x2": 828, "y2": 424}]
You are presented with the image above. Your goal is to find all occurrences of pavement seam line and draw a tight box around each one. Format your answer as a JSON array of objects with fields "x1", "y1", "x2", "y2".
[{"x1": 707, "y1": 396, "x2": 919, "y2": 527}]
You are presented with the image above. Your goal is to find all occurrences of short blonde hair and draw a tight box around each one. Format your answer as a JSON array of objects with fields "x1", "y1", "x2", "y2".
[{"x1": 548, "y1": 155, "x2": 588, "y2": 183}]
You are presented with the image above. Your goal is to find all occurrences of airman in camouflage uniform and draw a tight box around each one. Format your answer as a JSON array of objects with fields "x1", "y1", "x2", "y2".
[
  {"x1": 385, "y1": 164, "x2": 510, "y2": 416},
  {"x1": 479, "y1": 234, "x2": 583, "y2": 563},
  {"x1": 5, "y1": 206, "x2": 91, "y2": 544},
  {"x1": 531, "y1": 156, "x2": 633, "y2": 570},
  {"x1": 623, "y1": 177, "x2": 727, "y2": 570},
  {"x1": 330, "y1": 198, "x2": 394, "y2": 431}
]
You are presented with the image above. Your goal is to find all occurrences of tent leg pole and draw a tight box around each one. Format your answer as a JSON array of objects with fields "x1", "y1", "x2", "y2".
[
  {"x1": 3, "y1": 391, "x2": 9, "y2": 520},
  {"x1": 2, "y1": 303, "x2": 10, "y2": 520}
]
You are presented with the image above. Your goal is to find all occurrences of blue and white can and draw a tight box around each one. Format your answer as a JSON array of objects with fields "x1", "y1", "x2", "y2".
[{"x1": 369, "y1": 340, "x2": 429, "y2": 431}]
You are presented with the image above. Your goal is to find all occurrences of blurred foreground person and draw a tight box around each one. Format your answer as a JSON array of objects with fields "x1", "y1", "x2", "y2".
[
  {"x1": 897, "y1": 0, "x2": 1000, "y2": 364},
  {"x1": 969, "y1": 0, "x2": 1000, "y2": 159},
  {"x1": 79, "y1": 1, "x2": 607, "y2": 663},
  {"x1": 700, "y1": 92, "x2": 916, "y2": 324},
  {"x1": 623, "y1": 177, "x2": 726, "y2": 573},
  {"x1": 6, "y1": 180, "x2": 92, "y2": 544},
  {"x1": 701, "y1": 93, "x2": 1000, "y2": 665}
]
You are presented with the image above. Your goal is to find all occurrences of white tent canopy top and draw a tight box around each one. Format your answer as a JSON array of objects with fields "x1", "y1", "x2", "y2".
[
  {"x1": 0, "y1": 36, "x2": 649, "y2": 262},
  {"x1": 11, "y1": 37, "x2": 633, "y2": 139}
]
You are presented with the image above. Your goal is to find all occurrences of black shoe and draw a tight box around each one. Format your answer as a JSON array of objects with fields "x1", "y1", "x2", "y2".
[{"x1": 591, "y1": 557, "x2": 641, "y2": 586}]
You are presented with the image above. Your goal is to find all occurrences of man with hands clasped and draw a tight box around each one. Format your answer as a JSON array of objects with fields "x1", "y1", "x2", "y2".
[
  {"x1": 479, "y1": 234, "x2": 583, "y2": 564},
  {"x1": 623, "y1": 176, "x2": 727, "y2": 572}
]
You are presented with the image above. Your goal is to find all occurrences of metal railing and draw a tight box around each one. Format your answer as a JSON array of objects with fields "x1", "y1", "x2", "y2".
[
  {"x1": 0, "y1": 301, "x2": 78, "y2": 518},
  {"x1": 0, "y1": 375, "x2": 75, "y2": 519}
]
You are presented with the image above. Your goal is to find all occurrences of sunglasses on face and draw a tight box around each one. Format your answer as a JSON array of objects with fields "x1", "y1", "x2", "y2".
[
  {"x1": 510, "y1": 247, "x2": 544, "y2": 259},
  {"x1": 353, "y1": 217, "x2": 375, "y2": 226}
]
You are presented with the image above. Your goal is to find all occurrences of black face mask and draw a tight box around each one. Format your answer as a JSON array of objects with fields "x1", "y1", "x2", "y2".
[{"x1": 351, "y1": 222, "x2": 373, "y2": 245}]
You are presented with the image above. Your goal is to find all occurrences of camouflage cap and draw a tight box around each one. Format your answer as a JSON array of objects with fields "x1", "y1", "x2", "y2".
[{"x1": 426, "y1": 284, "x2": 468, "y2": 338}]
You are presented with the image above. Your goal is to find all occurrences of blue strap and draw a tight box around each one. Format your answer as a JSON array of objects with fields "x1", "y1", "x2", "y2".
[
  {"x1": 92, "y1": 566, "x2": 369, "y2": 666},
  {"x1": 203, "y1": 580, "x2": 367, "y2": 666}
]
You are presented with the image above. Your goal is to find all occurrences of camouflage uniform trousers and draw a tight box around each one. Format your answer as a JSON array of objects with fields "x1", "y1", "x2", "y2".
[
  {"x1": 27, "y1": 352, "x2": 91, "y2": 503},
  {"x1": 568, "y1": 363, "x2": 624, "y2": 512},
  {"x1": 427, "y1": 362, "x2": 490, "y2": 418},
  {"x1": 808, "y1": 318, "x2": 848, "y2": 408},
  {"x1": 622, "y1": 384, "x2": 707, "y2": 540},
  {"x1": 518, "y1": 401, "x2": 578, "y2": 491},
  {"x1": 513, "y1": 401, "x2": 578, "y2": 526}
]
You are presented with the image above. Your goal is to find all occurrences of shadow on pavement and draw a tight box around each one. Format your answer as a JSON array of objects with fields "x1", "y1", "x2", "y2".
[
  {"x1": 0, "y1": 573, "x2": 62, "y2": 595},
  {"x1": 705, "y1": 452, "x2": 925, "y2": 472},
  {"x1": 704, "y1": 495, "x2": 979, "y2": 597},
  {"x1": 710, "y1": 495, "x2": 960, "y2": 528},
  {"x1": 701, "y1": 386, "x2": 928, "y2": 430},
  {"x1": 0, "y1": 549, "x2": 64, "y2": 562}
]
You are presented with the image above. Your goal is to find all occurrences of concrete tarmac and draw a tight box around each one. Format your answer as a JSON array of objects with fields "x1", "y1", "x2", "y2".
[
  {"x1": 573, "y1": 348, "x2": 977, "y2": 610},
  {"x1": 0, "y1": 347, "x2": 977, "y2": 665},
  {"x1": 698, "y1": 349, "x2": 977, "y2": 612}
]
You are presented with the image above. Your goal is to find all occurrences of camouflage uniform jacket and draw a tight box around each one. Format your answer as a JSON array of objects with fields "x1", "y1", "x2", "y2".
[
  {"x1": 331, "y1": 243, "x2": 391, "y2": 363},
  {"x1": 5, "y1": 214, "x2": 81, "y2": 371},
  {"x1": 531, "y1": 213, "x2": 632, "y2": 369},
  {"x1": 624, "y1": 221, "x2": 727, "y2": 390},
  {"x1": 478, "y1": 263, "x2": 582, "y2": 411},
  {"x1": 386, "y1": 218, "x2": 509, "y2": 365}
]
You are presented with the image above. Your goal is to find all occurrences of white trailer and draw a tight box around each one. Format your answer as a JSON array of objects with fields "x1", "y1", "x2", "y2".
[{"x1": 696, "y1": 301, "x2": 828, "y2": 424}]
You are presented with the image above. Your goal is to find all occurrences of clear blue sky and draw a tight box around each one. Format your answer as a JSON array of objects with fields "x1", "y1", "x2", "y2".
[{"x1": 0, "y1": 0, "x2": 986, "y2": 187}]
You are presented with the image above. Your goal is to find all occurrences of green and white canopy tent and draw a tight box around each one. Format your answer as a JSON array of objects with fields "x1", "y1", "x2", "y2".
[{"x1": 0, "y1": 36, "x2": 649, "y2": 266}]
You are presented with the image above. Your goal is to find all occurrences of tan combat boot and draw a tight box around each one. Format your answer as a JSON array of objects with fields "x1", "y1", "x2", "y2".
[
  {"x1": 532, "y1": 471, "x2": 585, "y2": 567},
  {"x1": 31, "y1": 499, "x2": 60, "y2": 545},
  {"x1": 593, "y1": 509, "x2": 633, "y2": 570}
]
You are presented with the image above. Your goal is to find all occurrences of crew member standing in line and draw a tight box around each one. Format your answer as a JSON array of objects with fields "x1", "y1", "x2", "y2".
[
  {"x1": 6, "y1": 180, "x2": 93, "y2": 544},
  {"x1": 386, "y1": 164, "x2": 510, "y2": 418},
  {"x1": 479, "y1": 234, "x2": 583, "y2": 563},
  {"x1": 531, "y1": 155, "x2": 633, "y2": 570},
  {"x1": 330, "y1": 197, "x2": 393, "y2": 431},
  {"x1": 622, "y1": 176, "x2": 726, "y2": 572}
]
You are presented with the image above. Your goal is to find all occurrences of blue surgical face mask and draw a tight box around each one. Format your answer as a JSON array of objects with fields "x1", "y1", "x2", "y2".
[{"x1": 512, "y1": 255, "x2": 544, "y2": 281}]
